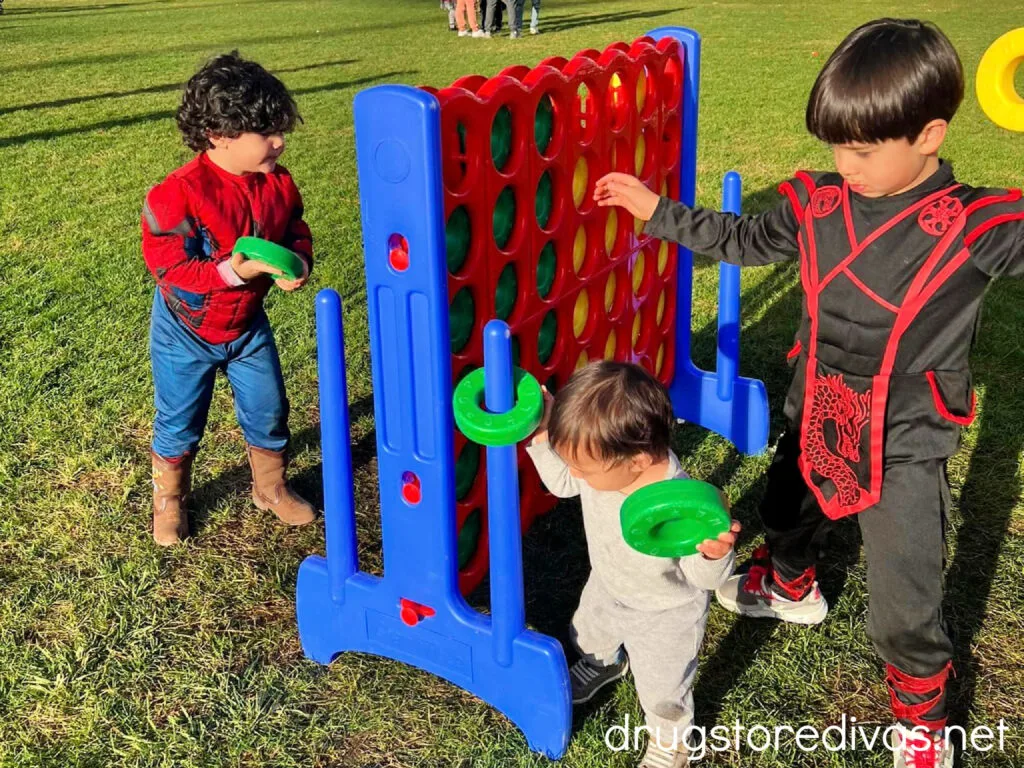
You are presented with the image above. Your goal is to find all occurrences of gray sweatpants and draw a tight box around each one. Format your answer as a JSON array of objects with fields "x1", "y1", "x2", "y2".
[{"x1": 570, "y1": 575, "x2": 708, "y2": 745}]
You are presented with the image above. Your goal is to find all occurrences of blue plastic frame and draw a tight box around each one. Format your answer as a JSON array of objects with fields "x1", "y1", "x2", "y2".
[
  {"x1": 296, "y1": 27, "x2": 766, "y2": 760},
  {"x1": 648, "y1": 27, "x2": 770, "y2": 455}
]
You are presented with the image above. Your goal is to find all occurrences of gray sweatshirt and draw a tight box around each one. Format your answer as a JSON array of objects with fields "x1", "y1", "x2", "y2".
[{"x1": 525, "y1": 441, "x2": 735, "y2": 611}]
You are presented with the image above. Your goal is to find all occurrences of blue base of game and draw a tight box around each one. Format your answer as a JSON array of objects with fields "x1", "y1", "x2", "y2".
[{"x1": 296, "y1": 558, "x2": 572, "y2": 758}]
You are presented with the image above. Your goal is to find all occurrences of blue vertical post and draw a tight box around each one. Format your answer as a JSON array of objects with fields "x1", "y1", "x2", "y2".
[
  {"x1": 482, "y1": 319, "x2": 526, "y2": 667},
  {"x1": 716, "y1": 172, "x2": 742, "y2": 401},
  {"x1": 647, "y1": 27, "x2": 701, "y2": 374},
  {"x1": 316, "y1": 289, "x2": 358, "y2": 603}
]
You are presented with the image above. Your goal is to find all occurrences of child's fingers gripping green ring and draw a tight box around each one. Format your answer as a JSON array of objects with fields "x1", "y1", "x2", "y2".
[
  {"x1": 453, "y1": 367, "x2": 543, "y2": 446},
  {"x1": 620, "y1": 479, "x2": 731, "y2": 558},
  {"x1": 232, "y1": 236, "x2": 305, "y2": 281}
]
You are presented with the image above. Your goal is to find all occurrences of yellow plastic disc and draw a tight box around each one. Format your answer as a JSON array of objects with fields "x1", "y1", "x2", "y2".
[
  {"x1": 636, "y1": 67, "x2": 648, "y2": 112},
  {"x1": 634, "y1": 214, "x2": 644, "y2": 237},
  {"x1": 656, "y1": 290, "x2": 666, "y2": 325},
  {"x1": 573, "y1": 156, "x2": 589, "y2": 208},
  {"x1": 658, "y1": 241, "x2": 669, "y2": 275},
  {"x1": 604, "y1": 272, "x2": 617, "y2": 312},
  {"x1": 573, "y1": 290, "x2": 590, "y2": 338},
  {"x1": 632, "y1": 251, "x2": 646, "y2": 295},
  {"x1": 632, "y1": 313, "x2": 642, "y2": 348},
  {"x1": 976, "y1": 28, "x2": 1024, "y2": 132},
  {"x1": 604, "y1": 330, "x2": 617, "y2": 360},
  {"x1": 573, "y1": 226, "x2": 587, "y2": 274},
  {"x1": 634, "y1": 132, "x2": 646, "y2": 175},
  {"x1": 576, "y1": 350, "x2": 589, "y2": 370},
  {"x1": 605, "y1": 208, "x2": 618, "y2": 255},
  {"x1": 656, "y1": 343, "x2": 665, "y2": 375}
]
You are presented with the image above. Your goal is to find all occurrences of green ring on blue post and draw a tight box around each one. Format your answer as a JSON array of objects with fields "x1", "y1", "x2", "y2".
[
  {"x1": 620, "y1": 479, "x2": 731, "y2": 558},
  {"x1": 453, "y1": 367, "x2": 543, "y2": 446},
  {"x1": 232, "y1": 236, "x2": 305, "y2": 281}
]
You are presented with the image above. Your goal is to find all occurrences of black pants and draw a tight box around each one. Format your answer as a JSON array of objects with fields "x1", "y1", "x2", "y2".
[{"x1": 760, "y1": 429, "x2": 954, "y2": 723}]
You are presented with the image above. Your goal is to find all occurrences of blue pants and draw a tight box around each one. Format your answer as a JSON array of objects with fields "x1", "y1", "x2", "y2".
[{"x1": 150, "y1": 290, "x2": 290, "y2": 459}]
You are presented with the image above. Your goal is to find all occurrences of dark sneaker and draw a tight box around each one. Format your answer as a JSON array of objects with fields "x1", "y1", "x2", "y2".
[{"x1": 569, "y1": 656, "x2": 629, "y2": 704}]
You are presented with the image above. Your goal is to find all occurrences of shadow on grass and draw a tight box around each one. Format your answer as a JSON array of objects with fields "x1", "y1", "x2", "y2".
[
  {"x1": 0, "y1": 59, "x2": 359, "y2": 117},
  {"x1": 0, "y1": 71, "x2": 416, "y2": 148}
]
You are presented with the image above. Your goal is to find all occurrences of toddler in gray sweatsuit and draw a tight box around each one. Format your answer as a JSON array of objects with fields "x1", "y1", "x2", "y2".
[{"x1": 525, "y1": 361, "x2": 739, "y2": 768}]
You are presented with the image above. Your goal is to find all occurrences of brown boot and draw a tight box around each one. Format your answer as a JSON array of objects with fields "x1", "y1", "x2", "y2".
[
  {"x1": 152, "y1": 451, "x2": 192, "y2": 546},
  {"x1": 246, "y1": 445, "x2": 315, "y2": 525}
]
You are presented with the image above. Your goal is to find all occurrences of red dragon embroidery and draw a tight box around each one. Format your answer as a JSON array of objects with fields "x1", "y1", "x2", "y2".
[{"x1": 805, "y1": 374, "x2": 872, "y2": 506}]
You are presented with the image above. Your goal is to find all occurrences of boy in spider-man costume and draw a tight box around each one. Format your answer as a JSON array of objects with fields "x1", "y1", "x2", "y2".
[
  {"x1": 595, "y1": 18, "x2": 1024, "y2": 768},
  {"x1": 142, "y1": 52, "x2": 316, "y2": 546}
]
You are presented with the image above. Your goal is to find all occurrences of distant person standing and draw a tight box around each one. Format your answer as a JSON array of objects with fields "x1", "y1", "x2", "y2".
[
  {"x1": 441, "y1": 0, "x2": 457, "y2": 31},
  {"x1": 510, "y1": 0, "x2": 541, "y2": 37},
  {"x1": 454, "y1": 0, "x2": 486, "y2": 37},
  {"x1": 483, "y1": 0, "x2": 504, "y2": 36}
]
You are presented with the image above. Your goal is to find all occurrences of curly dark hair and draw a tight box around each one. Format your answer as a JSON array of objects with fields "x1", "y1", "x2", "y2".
[{"x1": 176, "y1": 51, "x2": 301, "y2": 152}]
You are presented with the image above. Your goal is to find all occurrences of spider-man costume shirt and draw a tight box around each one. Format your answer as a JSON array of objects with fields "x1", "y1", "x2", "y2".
[{"x1": 141, "y1": 153, "x2": 313, "y2": 344}]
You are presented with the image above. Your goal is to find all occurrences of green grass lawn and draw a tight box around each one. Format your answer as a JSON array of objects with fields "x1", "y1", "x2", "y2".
[{"x1": 2, "y1": 0, "x2": 1024, "y2": 766}]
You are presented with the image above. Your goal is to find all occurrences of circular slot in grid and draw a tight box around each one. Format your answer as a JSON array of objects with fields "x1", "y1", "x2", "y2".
[
  {"x1": 603, "y1": 271, "x2": 618, "y2": 314},
  {"x1": 610, "y1": 137, "x2": 631, "y2": 175},
  {"x1": 572, "y1": 154, "x2": 596, "y2": 212},
  {"x1": 536, "y1": 170, "x2": 554, "y2": 229},
  {"x1": 442, "y1": 119, "x2": 471, "y2": 195},
  {"x1": 573, "y1": 81, "x2": 599, "y2": 145},
  {"x1": 607, "y1": 72, "x2": 631, "y2": 132},
  {"x1": 655, "y1": 342, "x2": 666, "y2": 377},
  {"x1": 457, "y1": 508, "x2": 482, "y2": 570},
  {"x1": 446, "y1": 206, "x2": 471, "y2": 275},
  {"x1": 604, "y1": 208, "x2": 620, "y2": 257},
  {"x1": 536, "y1": 241, "x2": 557, "y2": 299},
  {"x1": 657, "y1": 240, "x2": 671, "y2": 276},
  {"x1": 535, "y1": 93, "x2": 556, "y2": 158},
  {"x1": 449, "y1": 287, "x2": 475, "y2": 354},
  {"x1": 575, "y1": 349, "x2": 590, "y2": 370},
  {"x1": 572, "y1": 224, "x2": 587, "y2": 275},
  {"x1": 636, "y1": 126, "x2": 656, "y2": 178},
  {"x1": 661, "y1": 117, "x2": 682, "y2": 173},
  {"x1": 638, "y1": 64, "x2": 658, "y2": 120},
  {"x1": 537, "y1": 310, "x2": 558, "y2": 365},
  {"x1": 632, "y1": 250, "x2": 647, "y2": 296},
  {"x1": 573, "y1": 289, "x2": 591, "y2": 339},
  {"x1": 495, "y1": 262, "x2": 518, "y2": 321},
  {"x1": 493, "y1": 186, "x2": 517, "y2": 250},
  {"x1": 663, "y1": 55, "x2": 683, "y2": 111},
  {"x1": 455, "y1": 441, "x2": 480, "y2": 500},
  {"x1": 491, "y1": 105, "x2": 513, "y2": 173},
  {"x1": 603, "y1": 328, "x2": 618, "y2": 360}
]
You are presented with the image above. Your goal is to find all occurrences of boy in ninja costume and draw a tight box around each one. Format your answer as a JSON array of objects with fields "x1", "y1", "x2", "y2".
[{"x1": 594, "y1": 18, "x2": 1024, "y2": 768}]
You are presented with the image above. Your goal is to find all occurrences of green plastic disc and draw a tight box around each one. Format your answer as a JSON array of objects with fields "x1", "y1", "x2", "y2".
[
  {"x1": 449, "y1": 288, "x2": 475, "y2": 353},
  {"x1": 535, "y1": 95, "x2": 554, "y2": 155},
  {"x1": 620, "y1": 479, "x2": 731, "y2": 558},
  {"x1": 511, "y1": 336, "x2": 521, "y2": 366},
  {"x1": 491, "y1": 106, "x2": 513, "y2": 171},
  {"x1": 536, "y1": 242, "x2": 556, "y2": 299},
  {"x1": 495, "y1": 263, "x2": 517, "y2": 321},
  {"x1": 457, "y1": 509, "x2": 482, "y2": 570},
  {"x1": 493, "y1": 187, "x2": 516, "y2": 249},
  {"x1": 536, "y1": 171, "x2": 553, "y2": 229},
  {"x1": 455, "y1": 441, "x2": 480, "y2": 500},
  {"x1": 453, "y1": 367, "x2": 543, "y2": 446},
  {"x1": 232, "y1": 236, "x2": 304, "y2": 281},
  {"x1": 537, "y1": 310, "x2": 557, "y2": 364},
  {"x1": 446, "y1": 207, "x2": 471, "y2": 274}
]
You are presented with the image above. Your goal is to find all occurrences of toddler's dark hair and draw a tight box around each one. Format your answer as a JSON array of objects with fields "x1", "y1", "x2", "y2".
[
  {"x1": 548, "y1": 361, "x2": 675, "y2": 464},
  {"x1": 806, "y1": 18, "x2": 963, "y2": 144},
  {"x1": 176, "y1": 51, "x2": 300, "y2": 152}
]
